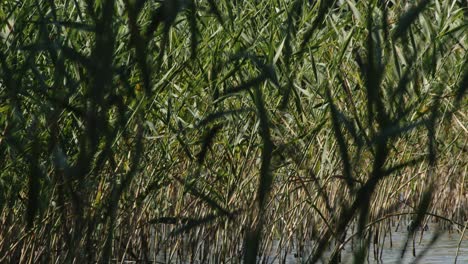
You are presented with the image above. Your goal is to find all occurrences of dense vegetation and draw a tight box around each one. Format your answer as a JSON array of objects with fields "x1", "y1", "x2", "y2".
[{"x1": 0, "y1": 0, "x2": 466, "y2": 263}]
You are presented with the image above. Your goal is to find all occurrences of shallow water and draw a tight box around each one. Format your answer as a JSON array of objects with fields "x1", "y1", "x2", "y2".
[
  {"x1": 264, "y1": 225, "x2": 468, "y2": 263},
  {"x1": 149, "y1": 224, "x2": 467, "y2": 263}
]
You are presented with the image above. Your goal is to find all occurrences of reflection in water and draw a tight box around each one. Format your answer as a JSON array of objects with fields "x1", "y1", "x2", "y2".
[{"x1": 264, "y1": 225, "x2": 468, "y2": 264}]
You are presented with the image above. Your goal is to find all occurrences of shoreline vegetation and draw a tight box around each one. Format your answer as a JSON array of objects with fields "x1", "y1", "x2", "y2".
[{"x1": 0, "y1": 0, "x2": 467, "y2": 263}]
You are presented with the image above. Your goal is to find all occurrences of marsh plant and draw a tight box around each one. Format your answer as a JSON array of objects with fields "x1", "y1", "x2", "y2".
[{"x1": 0, "y1": 0, "x2": 466, "y2": 263}]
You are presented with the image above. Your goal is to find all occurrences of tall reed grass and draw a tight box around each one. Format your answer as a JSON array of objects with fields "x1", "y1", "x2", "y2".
[{"x1": 0, "y1": 0, "x2": 466, "y2": 263}]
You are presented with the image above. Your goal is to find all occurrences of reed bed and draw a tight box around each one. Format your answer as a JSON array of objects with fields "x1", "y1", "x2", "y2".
[{"x1": 0, "y1": 0, "x2": 466, "y2": 263}]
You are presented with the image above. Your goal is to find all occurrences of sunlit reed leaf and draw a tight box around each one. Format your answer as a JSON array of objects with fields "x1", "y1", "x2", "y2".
[{"x1": 336, "y1": 28, "x2": 355, "y2": 65}]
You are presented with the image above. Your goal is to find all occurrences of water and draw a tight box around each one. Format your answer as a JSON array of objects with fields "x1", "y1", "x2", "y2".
[
  {"x1": 148, "y1": 224, "x2": 467, "y2": 263},
  {"x1": 359, "y1": 229, "x2": 468, "y2": 264},
  {"x1": 264, "y1": 225, "x2": 468, "y2": 263}
]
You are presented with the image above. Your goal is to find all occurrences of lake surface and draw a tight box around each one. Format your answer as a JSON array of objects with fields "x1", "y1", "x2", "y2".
[
  {"x1": 149, "y1": 224, "x2": 467, "y2": 263},
  {"x1": 264, "y1": 224, "x2": 468, "y2": 263}
]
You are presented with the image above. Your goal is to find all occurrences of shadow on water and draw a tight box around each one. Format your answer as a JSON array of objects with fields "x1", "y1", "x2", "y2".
[{"x1": 262, "y1": 224, "x2": 468, "y2": 264}]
